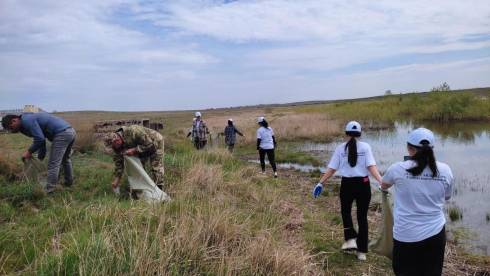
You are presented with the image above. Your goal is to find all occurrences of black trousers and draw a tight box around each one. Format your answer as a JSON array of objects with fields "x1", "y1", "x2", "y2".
[
  {"x1": 393, "y1": 227, "x2": 446, "y2": 276},
  {"x1": 194, "y1": 139, "x2": 207, "y2": 150},
  {"x1": 259, "y1": 148, "x2": 277, "y2": 172},
  {"x1": 340, "y1": 176, "x2": 371, "y2": 253}
]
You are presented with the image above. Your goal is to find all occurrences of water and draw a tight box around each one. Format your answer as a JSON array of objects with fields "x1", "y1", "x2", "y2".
[{"x1": 298, "y1": 121, "x2": 490, "y2": 256}]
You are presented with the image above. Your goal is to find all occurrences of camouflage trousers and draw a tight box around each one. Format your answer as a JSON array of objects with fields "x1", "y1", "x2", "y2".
[{"x1": 140, "y1": 140, "x2": 164, "y2": 188}]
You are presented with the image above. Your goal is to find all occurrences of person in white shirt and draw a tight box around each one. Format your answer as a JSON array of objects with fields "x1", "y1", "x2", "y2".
[
  {"x1": 256, "y1": 117, "x2": 278, "y2": 178},
  {"x1": 381, "y1": 128, "x2": 453, "y2": 276},
  {"x1": 312, "y1": 121, "x2": 383, "y2": 261}
]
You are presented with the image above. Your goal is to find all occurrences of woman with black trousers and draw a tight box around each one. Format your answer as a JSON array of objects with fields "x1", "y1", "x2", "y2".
[
  {"x1": 313, "y1": 121, "x2": 382, "y2": 261},
  {"x1": 256, "y1": 117, "x2": 278, "y2": 178},
  {"x1": 381, "y1": 128, "x2": 453, "y2": 276}
]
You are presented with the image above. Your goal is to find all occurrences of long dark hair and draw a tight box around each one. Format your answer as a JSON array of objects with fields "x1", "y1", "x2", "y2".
[
  {"x1": 406, "y1": 142, "x2": 439, "y2": 177},
  {"x1": 345, "y1": 131, "x2": 361, "y2": 167},
  {"x1": 228, "y1": 120, "x2": 233, "y2": 127},
  {"x1": 259, "y1": 119, "x2": 269, "y2": 128}
]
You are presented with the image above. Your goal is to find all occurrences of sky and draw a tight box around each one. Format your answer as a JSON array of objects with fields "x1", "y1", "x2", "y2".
[{"x1": 1, "y1": 0, "x2": 489, "y2": 112}]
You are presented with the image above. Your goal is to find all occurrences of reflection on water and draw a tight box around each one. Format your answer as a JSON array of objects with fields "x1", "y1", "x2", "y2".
[{"x1": 299, "y1": 121, "x2": 490, "y2": 256}]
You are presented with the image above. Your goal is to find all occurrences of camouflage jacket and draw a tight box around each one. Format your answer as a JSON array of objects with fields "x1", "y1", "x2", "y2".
[
  {"x1": 113, "y1": 125, "x2": 164, "y2": 177},
  {"x1": 191, "y1": 120, "x2": 209, "y2": 141}
]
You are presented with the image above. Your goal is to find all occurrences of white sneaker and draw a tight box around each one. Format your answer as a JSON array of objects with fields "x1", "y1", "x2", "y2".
[
  {"x1": 341, "y1": 239, "x2": 357, "y2": 250},
  {"x1": 260, "y1": 171, "x2": 266, "y2": 174},
  {"x1": 274, "y1": 172, "x2": 278, "y2": 178},
  {"x1": 357, "y1": 252, "x2": 367, "y2": 261}
]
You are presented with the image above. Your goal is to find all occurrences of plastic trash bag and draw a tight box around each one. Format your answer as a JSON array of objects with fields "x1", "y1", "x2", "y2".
[
  {"x1": 22, "y1": 158, "x2": 47, "y2": 186},
  {"x1": 124, "y1": 156, "x2": 170, "y2": 203},
  {"x1": 370, "y1": 192, "x2": 394, "y2": 259}
]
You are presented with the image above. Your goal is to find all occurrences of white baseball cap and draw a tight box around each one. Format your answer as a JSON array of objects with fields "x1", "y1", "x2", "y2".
[
  {"x1": 345, "y1": 121, "x2": 361, "y2": 133},
  {"x1": 195, "y1": 112, "x2": 202, "y2": 117},
  {"x1": 257, "y1": 116, "x2": 265, "y2": 123},
  {"x1": 228, "y1": 118, "x2": 233, "y2": 122},
  {"x1": 407, "y1": 127, "x2": 435, "y2": 147}
]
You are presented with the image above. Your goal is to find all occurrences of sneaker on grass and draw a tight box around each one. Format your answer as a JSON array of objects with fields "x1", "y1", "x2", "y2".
[{"x1": 341, "y1": 238, "x2": 357, "y2": 250}]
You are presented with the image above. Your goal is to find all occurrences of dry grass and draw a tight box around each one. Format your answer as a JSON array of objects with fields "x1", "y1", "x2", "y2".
[
  {"x1": 195, "y1": 111, "x2": 342, "y2": 144},
  {"x1": 270, "y1": 113, "x2": 341, "y2": 142},
  {"x1": 2, "y1": 147, "x2": 320, "y2": 275},
  {"x1": 0, "y1": 152, "x2": 22, "y2": 181},
  {"x1": 65, "y1": 119, "x2": 97, "y2": 154}
]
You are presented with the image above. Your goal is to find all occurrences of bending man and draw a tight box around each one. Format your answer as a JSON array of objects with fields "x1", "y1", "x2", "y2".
[
  {"x1": 105, "y1": 125, "x2": 165, "y2": 191},
  {"x1": 2, "y1": 113, "x2": 76, "y2": 193}
]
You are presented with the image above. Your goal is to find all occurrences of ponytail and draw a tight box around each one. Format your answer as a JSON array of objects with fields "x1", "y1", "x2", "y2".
[
  {"x1": 406, "y1": 143, "x2": 439, "y2": 177},
  {"x1": 260, "y1": 120, "x2": 269, "y2": 129},
  {"x1": 344, "y1": 131, "x2": 361, "y2": 167}
]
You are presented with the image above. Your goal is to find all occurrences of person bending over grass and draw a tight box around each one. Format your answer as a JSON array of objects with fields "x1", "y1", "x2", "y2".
[
  {"x1": 105, "y1": 125, "x2": 165, "y2": 192},
  {"x1": 313, "y1": 121, "x2": 382, "y2": 261},
  {"x1": 381, "y1": 128, "x2": 453, "y2": 276},
  {"x1": 256, "y1": 116, "x2": 278, "y2": 178},
  {"x1": 2, "y1": 113, "x2": 76, "y2": 194}
]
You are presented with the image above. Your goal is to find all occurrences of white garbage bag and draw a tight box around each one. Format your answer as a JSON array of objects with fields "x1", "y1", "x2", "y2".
[
  {"x1": 22, "y1": 158, "x2": 47, "y2": 186},
  {"x1": 369, "y1": 192, "x2": 394, "y2": 259},
  {"x1": 124, "y1": 156, "x2": 170, "y2": 202}
]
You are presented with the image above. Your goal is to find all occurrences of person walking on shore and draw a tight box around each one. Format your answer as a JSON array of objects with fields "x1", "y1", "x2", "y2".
[
  {"x1": 313, "y1": 121, "x2": 383, "y2": 261},
  {"x1": 223, "y1": 119, "x2": 244, "y2": 153},
  {"x1": 2, "y1": 113, "x2": 76, "y2": 193},
  {"x1": 256, "y1": 117, "x2": 278, "y2": 178},
  {"x1": 381, "y1": 128, "x2": 453, "y2": 276}
]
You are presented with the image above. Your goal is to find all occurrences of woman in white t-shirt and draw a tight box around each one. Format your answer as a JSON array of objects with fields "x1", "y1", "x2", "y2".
[
  {"x1": 381, "y1": 128, "x2": 453, "y2": 276},
  {"x1": 313, "y1": 121, "x2": 383, "y2": 261},
  {"x1": 256, "y1": 117, "x2": 278, "y2": 178}
]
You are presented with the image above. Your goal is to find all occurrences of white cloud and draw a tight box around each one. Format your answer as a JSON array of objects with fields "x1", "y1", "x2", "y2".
[
  {"x1": 0, "y1": 0, "x2": 489, "y2": 111},
  {"x1": 150, "y1": 0, "x2": 490, "y2": 42}
]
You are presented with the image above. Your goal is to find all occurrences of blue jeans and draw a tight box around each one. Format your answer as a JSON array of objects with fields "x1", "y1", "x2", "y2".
[{"x1": 47, "y1": 128, "x2": 76, "y2": 190}]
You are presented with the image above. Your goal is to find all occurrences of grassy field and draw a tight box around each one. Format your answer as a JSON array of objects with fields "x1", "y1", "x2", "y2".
[{"x1": 1, "y1": 88, "x2": 490, "y2": 275}]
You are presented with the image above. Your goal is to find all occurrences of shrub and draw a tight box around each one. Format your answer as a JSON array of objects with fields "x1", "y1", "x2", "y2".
[{"x1": 448, "y1": 206, "x2": 463, "y2": 222}]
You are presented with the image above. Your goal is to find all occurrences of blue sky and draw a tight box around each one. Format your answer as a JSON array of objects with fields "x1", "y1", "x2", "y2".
[{"x1": 1, "y1": 0, "x2": 489, "y2": 111}]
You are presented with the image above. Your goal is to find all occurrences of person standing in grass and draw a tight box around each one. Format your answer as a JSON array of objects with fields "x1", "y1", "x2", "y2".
[
  {"x1": 105, "y1": 125, "x2": 165, "y2": 192},
  {"x1": 312, "y1": 121, "x2": 382, "y2": 261},
  {"x1": 381, "y1": 128, "x2": 453, "y2": 276},
  {"x1": 223, "y1": 119, "x2": 244, "y2": 153},
  {"x1": 2, "y1": 113, "x2": 76, "y2": 194},
  {"x1": 187, "y1": 112, "x2": 209, "y2": 150},
  {"x1": 256, "y1": 116, "x2": 278, "y2": 178}
]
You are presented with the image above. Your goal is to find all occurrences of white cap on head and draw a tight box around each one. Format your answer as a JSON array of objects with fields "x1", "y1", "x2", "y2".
[
  {"x1": 228, "y1": 118, "x2": 233, "y2": 122},
  {"x1": 407, "y1": 127, "x2": 435, "y2": 147},
  {"x1": 195, "y1": 112, "x2": 202, "y2": 117},
  {"x1": 257, "y1": 116, "x2": 265, "y2": 123},
  {"x1": 345, "y1": 121, "x2": 361, "y2": 133}
]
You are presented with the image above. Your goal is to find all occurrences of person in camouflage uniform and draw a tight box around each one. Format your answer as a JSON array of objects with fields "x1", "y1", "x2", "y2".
[
  {"x1": 105, "y1": 125, "x2": 165, "y2": 191},
  {"x1": 186, "y1": 112, "x2": 209, "y2": 150}
]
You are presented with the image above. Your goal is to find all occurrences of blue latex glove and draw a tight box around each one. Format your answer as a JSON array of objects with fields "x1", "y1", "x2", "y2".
[{"x1": 313, "y1": 183, "x2": 323, "y2": 198}]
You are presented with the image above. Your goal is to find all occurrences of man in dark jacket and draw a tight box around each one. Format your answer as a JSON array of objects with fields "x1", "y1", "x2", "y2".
[
  {"x1": 223, "y1": 119, "x2": 244, "y2": 153},
  {"x1": 2, "y1": 113, "x2": 76, "y2": 193}
]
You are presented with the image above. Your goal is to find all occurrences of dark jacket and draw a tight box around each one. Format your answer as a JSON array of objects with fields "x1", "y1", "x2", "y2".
[{"x1": 224, "y1": 126, "x2": 243, "y2": 145}]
